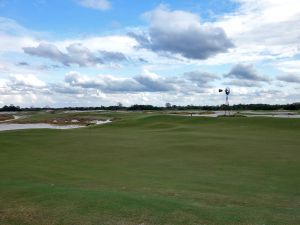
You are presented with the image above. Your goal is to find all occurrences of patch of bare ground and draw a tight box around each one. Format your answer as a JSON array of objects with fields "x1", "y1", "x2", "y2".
[
  {"x1": 14, "y1": 118, "x2": 97, "y2": 126},
  {"x1": 0, "y1": 114, "x2": 14, "y2": 122}
]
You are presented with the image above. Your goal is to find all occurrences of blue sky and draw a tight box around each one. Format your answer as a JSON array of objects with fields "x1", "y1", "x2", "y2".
[
  {"x1": 0, "y1": 0, "x2": 238, "y2": 37},
  {"x1": 0, "y1": 0, "x2": 299, "y2": 107}
]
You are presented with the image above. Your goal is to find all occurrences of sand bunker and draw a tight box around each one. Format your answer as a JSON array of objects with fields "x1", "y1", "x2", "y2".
[{"x1": 0, "y1": 120, "x2": 111, "y2": 131}]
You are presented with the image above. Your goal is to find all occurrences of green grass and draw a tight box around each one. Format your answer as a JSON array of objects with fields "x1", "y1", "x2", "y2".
[{"x1": 1, "y1": 113, "x2": 300, "y2": 224}]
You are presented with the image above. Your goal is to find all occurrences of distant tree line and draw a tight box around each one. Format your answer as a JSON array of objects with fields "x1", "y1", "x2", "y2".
[
  {"x1": 1, "y1": 103, "x2": 300, "y2": 112},
  {"x1": 0, "y1": 105, "x2": 21, "y2": 112}
]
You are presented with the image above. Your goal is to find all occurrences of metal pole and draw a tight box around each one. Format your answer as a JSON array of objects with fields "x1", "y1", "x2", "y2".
[{"x1": 225, "y1": 95, "x2": 229, "y2": 116}]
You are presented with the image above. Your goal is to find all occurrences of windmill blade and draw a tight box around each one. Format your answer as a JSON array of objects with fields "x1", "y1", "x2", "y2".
[{"x1": 225, "y1": 87, "x2": 230, "y2": 95}]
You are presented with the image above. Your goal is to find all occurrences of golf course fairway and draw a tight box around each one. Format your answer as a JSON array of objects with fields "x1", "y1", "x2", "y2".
[{"x1": 1, "y1": 113, "x2": 299, "y2": 225}]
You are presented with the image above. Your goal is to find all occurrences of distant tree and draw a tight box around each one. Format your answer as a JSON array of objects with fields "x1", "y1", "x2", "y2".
[
  {"x1": 165, "y1": 102, "x2": 172, "y2": 109},
  {"x1": 128, "y1": 105, "x2": 163, "y2": 111},
  {"x1": 0, "y1": 105, "x2": 21, "y2": 112},
  {"x1": 117, "y1": 102, "x2": 123, "y2": 109}
]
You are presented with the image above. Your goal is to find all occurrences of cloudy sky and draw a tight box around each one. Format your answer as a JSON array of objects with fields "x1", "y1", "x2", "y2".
[{"x1": 0, "y1": 0, "x2": 300, "y2": 107}]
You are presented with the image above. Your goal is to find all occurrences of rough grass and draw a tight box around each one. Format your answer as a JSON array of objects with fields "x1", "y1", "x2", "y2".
[{"x1": 0, "y1": 113, "x2": 300, "y2": 224}]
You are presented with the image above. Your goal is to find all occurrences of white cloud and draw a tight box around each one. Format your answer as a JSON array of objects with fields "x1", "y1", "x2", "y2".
[
  {"x1": 10, "y1": 74, "x2": 46, "y2": 88},
  {"x1": 0, "y1": 17, "x2": 40, "y2": 53},
  {"x1": 204, "y1": 0, "x2": 300, "y2": 65},
  {"x1": 0, "y1": 74, "x2": 53, "y2": 107},
  {"x1": 218, "y1": 0, "x2": 300, "y2": 37},
  {"x1": 275, "y1": 60, "x2": 300, "y2": 73},
  {"x1": 56, "y1": 35, "x2": 138, "y2": 55},
  {"x1": 77, "y1": 0, "x2": 111, "y2": 11},
  {"x1": 0, "y1": 33, "x2": 38, "y2": 53}
]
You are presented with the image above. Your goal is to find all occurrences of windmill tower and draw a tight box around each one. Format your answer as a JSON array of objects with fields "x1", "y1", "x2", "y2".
[{"x1": 219, "y1": 87, "x2": 231, "y2": 116}]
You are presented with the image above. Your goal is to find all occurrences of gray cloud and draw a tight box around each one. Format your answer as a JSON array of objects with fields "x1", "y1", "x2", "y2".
[
  {"x1": 99, "y1": 50, "x2": 128, "y2": 62},
  {"x1": 23, "y1": 43, "x2": 127, "y2": 67},
  {"x1": 65, "y1": 43, "x2": 103, "y2": 66},
  {"x1": 131, "y1": 6, "x2": 234, "y2": 60},
  {"x1": 223, "y1": 80, "x2": 262, "y2": 87},
  {"x1": 138, "y1": 58, "x2": 148, "y2": 63},
  {"x1": 23, "y1": 43, "x2": 67, "y2": 64},
  {"x1": 16, "y1": 61, "x2": 62, "y2": 70},
  {"x1": 64, "y1": 71, "x2": 175, "y2": 93},
  {"x1": 134, "y1": 74, "x2": 175, "y2": 92},
  {"x1": 17, "y1": 61, "x2": 29, "y2": 66},
  {"x1": 63, "y1": 70, "x2": 219, "y2": 94},
  {"x1": 51, "y1": 84, "x2": 84, "y2": 94},
  {"x1": 277, "y1": 74, "x2": 300, "y2": 83},
  {"x1": 184, "y1": 71, "x2": 219, "y2": 86},
  {"x1": 225, "y1": 64, "x2": 269, "y2": 82},
  {"x1": 69, "y1": 72, "x2": 175, "y2": 93}
]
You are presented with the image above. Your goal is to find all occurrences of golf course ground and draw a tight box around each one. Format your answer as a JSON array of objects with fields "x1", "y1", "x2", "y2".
[{"x1": 0, "y1": 111, "x2": 299, "y2": 225}]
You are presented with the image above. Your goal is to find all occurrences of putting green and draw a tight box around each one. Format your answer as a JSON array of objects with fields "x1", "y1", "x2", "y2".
[{"x1": 1, "y1": 113, "x2": 300, "y2": 225}]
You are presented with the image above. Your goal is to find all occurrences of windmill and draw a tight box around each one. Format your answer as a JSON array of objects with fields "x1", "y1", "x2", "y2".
[{"x1": 219, "y1": 87, "x2": 231, "y2": 116}]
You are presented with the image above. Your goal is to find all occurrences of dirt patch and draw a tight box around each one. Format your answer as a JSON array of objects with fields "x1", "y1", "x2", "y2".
[
  {"x1": 14, "y1": 117, "x2": 95, "y2": 125},
  {"x1": 0, "y1": 114, "x2": 14, "y2": 122}
]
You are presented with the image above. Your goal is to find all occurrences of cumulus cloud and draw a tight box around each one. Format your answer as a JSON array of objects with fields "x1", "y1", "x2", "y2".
[
  {"x1": 0, "y1": 71, "x2": 297, "y2": 107},
  {"x1": 275, "y1": 60, "x2": 300, "y2": 73},
  {"x1": 131, "y1": 5, "x2": 234, "y2": 60},
  {"x1": 63, "y1": 69, "x2": 220, "y2": 95},
  {"x1": 65, "y1": 71, "x2": 140, "y2": 92},
  {"x1": 23, "y1": 43, "x2": 127, "y2": 67},
  {"x1": 64, "y1": 71, "x2": 176, "y2": 93},
  {"x1": 225, "y1": 64, "x2": 269, "y2": 82},
  {"x1": 277, "y1": 74, "x2": 300, "y2": 83},
  {"x1": 0, "y1": 73, "x2": 284, "y2": 106},
  {"x1": 51, "y1": 84, "x2": 84, "y2": 95},
  {"x1": 223, "y1": 80, "x2": 262, "y2": 87},
  {"x1": 134, "y1": 70, "x2": 176, "y2": 92},
  {"x1": 211, "y1": 0, "x2": 300, "y2": 64},
  {"x1": 184, "y1": 71, "x2": 219, "y2": 86},
  {"x1": 24, "y1": 43, "x2": 68, "y2": 64},
  {"x1": 99, "y1": 50, "x2": 128, "y2": 62},
  {"x1": 0, "y1": 74, "x2": 50, "y2": 108},
  {"x1": 10, "y1": 74, "x2": 46, "y2": 88},
  {"x1": 76, "y1": 0, "x2": 111, "y2": 11}
]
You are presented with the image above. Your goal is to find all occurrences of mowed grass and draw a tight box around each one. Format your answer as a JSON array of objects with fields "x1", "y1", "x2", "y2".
[{"x1": 0, "y1": 113, "x2": 300, "y2": 225}]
